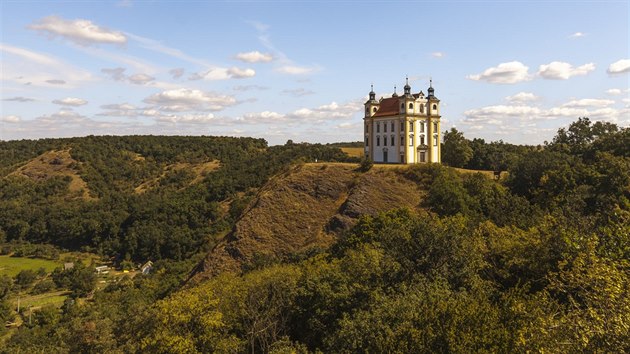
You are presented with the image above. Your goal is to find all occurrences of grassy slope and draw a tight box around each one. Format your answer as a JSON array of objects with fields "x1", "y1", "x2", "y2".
[{"x1": 193, "y1": 162, "x2": 425, "y2": 280}]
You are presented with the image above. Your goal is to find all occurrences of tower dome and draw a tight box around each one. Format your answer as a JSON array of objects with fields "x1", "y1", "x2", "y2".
[
  {"x1": 427, "y1": 79, "x2": 435, "y2": 98},
  {"x1": 403, "y1": 76, "x2": 411, "y2": 96}
]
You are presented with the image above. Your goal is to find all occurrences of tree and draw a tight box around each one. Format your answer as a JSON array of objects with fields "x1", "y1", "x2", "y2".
[{"x1": 442, "y1": 128, "x2": 473, "y2": 168}]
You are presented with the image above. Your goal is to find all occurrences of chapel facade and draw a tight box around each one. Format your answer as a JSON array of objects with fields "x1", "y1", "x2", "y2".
[{"x1": 364, "y1": 79, "x2": 441, "y2": 164}]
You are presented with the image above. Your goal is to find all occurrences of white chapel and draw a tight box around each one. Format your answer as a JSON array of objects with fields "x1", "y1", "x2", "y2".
[{"x1": 364, "y1": 79, "x2": 441, "y2": 164}]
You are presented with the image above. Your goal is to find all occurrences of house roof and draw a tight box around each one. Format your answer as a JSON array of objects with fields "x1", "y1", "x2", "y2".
[{"x1": 372, "y1": 97, "x2": 400, "y2": 117}]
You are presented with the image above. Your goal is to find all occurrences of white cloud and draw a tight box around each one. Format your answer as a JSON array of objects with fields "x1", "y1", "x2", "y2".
[
  {"x1": 190, "y1": 67, "x2": 256, "y2": 80},
  {"x1": 3, "y1": 97, "x2": 35, "y2": 102},
  {"x1": 101, "y1": 103, "x2": 136, "y2": 111},
  {"x1": 562, "y1": 98, "x2": 615, "y2": 108},
  {"x1": 463, "y1": 105, "x2": 543, "y2": 122},
  {"x1": 97, "y1": 103, "x2": 138, "y2": 117},
  {"x1": 467, "y1": 61, "x2": 530, "y2": 84},
  {"x1": 569, "y1": 32, "x2": 586, "y2": 39},
  {"x1": 281, "y1": 88, "x2": 315, "y2": 97},
  {"x1": 227, "y1": 67, "x2": 256, "y2": 78},
  {"x1": 431, "y1": 52, "x2": 445, "y2": 58},
  {"x1": 101, "y1": 67, "x2": 127, "y2": 81},
  {"x1": 46, "y1": 79, "x2": 66, "y2": 85},
  {"x1": 143, "y1": 88, "x2": 237, "y2": 112},
  {"x1": 238, "y1": 111, "x2": 285, "y2": 124},
  {"x1": 607, "y1": 59, "x2": 630, "y2": 74},
  {"x1": 29, "y1": 15, "x2": 127, "y2": 45},
  {"x1": 2, "y1": 115, "x2": 21, "y2": 123},
  {"x1": 128, "y1": 73, "x2": 155, "y2": 85},
  {"x1": 537, "y1": 61, "x2": 595, "y2": 79},
  {"x1": 544, "y1": 107, "x2": 589, "y2": 118},
  {"x1": 155, "y1": 113, "x2": 216, "y2": 124},
  {"x1": 275, "y1": 65, "x2": 318, "y2": 75},
  {"x1": 505, "y1": 92, "x2": 538, "y2": 103},
  {"x1": 236, "y1": 99, "x2": 362, "y2": 125},
  {"x1": 0, "y1": 43, "x2": 93, "y2": 87},
  {"x1": 233, "y1": 85, "x2": 269, "y2": 91},
  {"x1": 234, "y1": 51, "x2": 273, "y2": 63},
  {"x1": 52, "y1": 97, "x2": 88, "y2": 106},
  {"x1": 606, "y1": 88, "x2": 623, "y2": 95}
]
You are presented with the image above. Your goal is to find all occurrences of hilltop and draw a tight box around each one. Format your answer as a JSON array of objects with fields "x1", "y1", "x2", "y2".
[{"x1": 193, "y1": 162, "x2": 425, "y2": 279}]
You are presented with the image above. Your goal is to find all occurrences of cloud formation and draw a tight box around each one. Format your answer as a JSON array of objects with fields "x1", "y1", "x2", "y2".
[
  {"x1": 275, "y1": 65, "x2": 318, "y2": 75},
  {"x1": 569, "y1": 32, "x2": 585, "y2": 39},
  {"x1": 2, "y1": 115, "x2": 21, "y2": 123},
  {"x1": 537, "y1": 61, "x2": 595, "y2": 79},
  {"x1": 101, "y1": 67, "x2": 127, "y2": 81},
  {"x1": 29, "y1": 15, "x2": 127, "y2": 45},
  {"x1": 3, "y1": 97, "x2": 35, "y2": 102},
  {"x1": 281, "y1": 88, "x2": 315, "y2": 97},
  {"x1": 190, "y1": 67, "x2": 256, "y2": 80},
  {"x1": 607, "y1": 59, "x2": 630, "y2": 74},
  {"x1": 505, "y1": 92, "x2": 538, "y2": 103},
  {"x1": 45, "y1": 79, "x2": 66, "y2": 85},
  {"x1": 562, "y1": 98, "x2": 615, "y2": 108},
  {"x1": 467, "y1": 61, "x2": 530, "y2": 84},
  {"x1": 431, "y1": 52, "x2": 445, "y2": 58},
  {"x1": 52, "y1": 97, "x2": 88, "y2": 106},
  {"x1": 128, "y1": 73, "x2": 155, "y2": 85},
  {"x1": 234, "y1": 51, "x2": 273, "y2": 63},
  {"x1": 1, "y1": 43, "x2": 92, "y2": 87},
  {"x1": 143, "y1": 88, "x2": 237, "y2": 112}
]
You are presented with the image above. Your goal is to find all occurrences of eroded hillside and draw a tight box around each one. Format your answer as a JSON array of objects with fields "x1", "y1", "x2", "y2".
[
  {"x1": 192, "y1": 163, "x2": 426, "y2": 280},
  {"x1": 8, "y1": 149, "x2": 93, "y2": 200}
]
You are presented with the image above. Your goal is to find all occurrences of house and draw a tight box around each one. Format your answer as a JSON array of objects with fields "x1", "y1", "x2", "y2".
[
  {"x1": 141, "y1": 261, "x2": 153, "y2": 275},
  {"x1": 364, "y1": 78, "x2": 442, "y2": 164},
  {"x1": 63, "y1": 262, "x2": 74, "y2": 271},
  {"x1": 95, "y1": 265, "x2": 109, "y2": 275}
]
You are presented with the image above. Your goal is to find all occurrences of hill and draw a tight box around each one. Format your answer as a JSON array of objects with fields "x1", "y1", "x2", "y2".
[
  {"x1": 0, "y1": 136, "x2": 358, "y2": 261},
  {"x1": 193, "y1": 163, "x2": 425, "y2": 279}
]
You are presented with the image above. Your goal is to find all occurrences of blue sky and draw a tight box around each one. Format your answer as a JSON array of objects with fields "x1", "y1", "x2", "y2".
[{"x1": 1, "y1": 0, "x2": 628, "y2": 145}]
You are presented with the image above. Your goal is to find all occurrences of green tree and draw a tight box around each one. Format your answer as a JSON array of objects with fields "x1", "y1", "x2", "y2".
[{"x1": 442, "y1": 128, "x2": 473, "y2": 168}]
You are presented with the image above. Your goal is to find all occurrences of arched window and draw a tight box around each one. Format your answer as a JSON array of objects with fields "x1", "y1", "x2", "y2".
[
  {"x1": 373, "y1": 107, "x2": 377, "y2": 112},
  {"x1": 409, "y1": 103, "x2": 413, "y2": 109},
  {"x1": 409, "y1": 135, "x2": 414, "y2": 146},
  {"x1": 384, "y1": 136, "x2": 387, "y2": 146},
  {"x1": 365, "y1": 137, "x2": 369, "y2": 146},
  {"x1": 401, "y1": 103, "x2": 405, "y2": 109},
  {"x1": 420, "y1": 104, "x2": 424, "y2": 113},
  {"x1": 377, "y1": 136, "x2": 380, "y2": 146},
  {"x1": 432, "y1": 104, "x2": 437, "y2": 110},
  {"x1": 377, "y1": 123, "x2": 380, "y2": 133},
  {"x1": 391, "y1": 135, "x2": 395, "y2": 146},
  {"x1": 365, "y1": 107, "x2": 369, "y2": 115},
  {"x1": 391, "y1": 122, "x2": 395, "y2": 132}
]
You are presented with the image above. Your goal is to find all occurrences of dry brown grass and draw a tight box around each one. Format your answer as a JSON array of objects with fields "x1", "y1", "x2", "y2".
[
  {"x1": 195, "y1": 162, "x2": 426, "y2": 279},
  {"x1": 340, "y1": 147, "x2": 364, "y2": 158},
  {"x1": 8, "y1": 149, "x2": 93, "y2": 200}
]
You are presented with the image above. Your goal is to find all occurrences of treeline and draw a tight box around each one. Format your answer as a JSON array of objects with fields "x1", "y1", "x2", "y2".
[
  {"x1": 0, "y1": 136, "x2": 357, "y2": 262},
  {"x1": 3, "y1": 118, "x2": 628, "y2": 352}
]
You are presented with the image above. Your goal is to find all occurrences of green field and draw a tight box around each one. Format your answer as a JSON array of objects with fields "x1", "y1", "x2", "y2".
[
  {"x1": 0, "y1": 255, "x2": 61, "y2": 277},
  {"x1": 11, "y1": 291, "x2": 69, "y2": 309}
]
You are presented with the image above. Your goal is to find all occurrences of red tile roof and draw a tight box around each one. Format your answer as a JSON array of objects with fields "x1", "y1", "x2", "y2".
[{"x1": 372, "y1": 97, "x2": 400, "y2": 117}]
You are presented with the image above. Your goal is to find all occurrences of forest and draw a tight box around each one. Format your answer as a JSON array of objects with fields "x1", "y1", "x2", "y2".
[{"x1": 0, "y1": 118, "x2": 628, "y2": 353}]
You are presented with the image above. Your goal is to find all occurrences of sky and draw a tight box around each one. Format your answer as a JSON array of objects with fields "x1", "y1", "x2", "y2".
[{"x1": 1, "y1": 0, "x2": 629, "y2": 145}]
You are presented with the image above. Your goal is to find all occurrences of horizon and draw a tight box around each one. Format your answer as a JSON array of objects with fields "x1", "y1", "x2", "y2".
[{"x1": 1, "y1": 0, "x2": 629, "y2": 145}]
